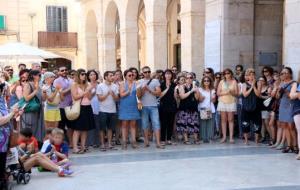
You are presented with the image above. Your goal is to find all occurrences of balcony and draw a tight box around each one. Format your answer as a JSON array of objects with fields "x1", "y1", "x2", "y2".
[{"x1": 38, "y1": 31, "x2": 77, "y2": 49}]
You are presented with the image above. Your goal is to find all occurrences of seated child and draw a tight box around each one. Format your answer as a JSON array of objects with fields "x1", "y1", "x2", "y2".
[
  {"x1": 40, "y1": 128, "x2": 53, "y2": 154},
  {"x1": 43, "y1": 128, "x2": 70, "y2": 167},
  {"x1": 18, "y1": 128, "x2": 73, "y2": 177}
]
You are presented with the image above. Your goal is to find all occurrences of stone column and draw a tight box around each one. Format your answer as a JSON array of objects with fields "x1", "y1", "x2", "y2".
[
  {"x1": 86, "y1": 33, "x2": 98, "y2": 70},
  {"x1": 180, "y1": 0, "x2": 205, "y2": 75},
  {"x1": 120, "y1": 27, "x2": 139, "y2": 71},
  {"x1": 101, "y1": 33, "x2": 117, "y2": 72},
  {"x1": 146, "y1": 21, "x2": 168, "y2": 70},
  {"x1": 283, "y1": 0, "x2": 300, "y2": 79}
]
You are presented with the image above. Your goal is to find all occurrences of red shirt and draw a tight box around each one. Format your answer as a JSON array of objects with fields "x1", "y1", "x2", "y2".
[{"x1": 18, "y1": 137, "x2": 39, "y2": 152}]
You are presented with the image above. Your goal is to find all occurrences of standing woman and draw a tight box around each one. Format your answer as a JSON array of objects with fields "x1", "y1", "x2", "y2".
[
  {"x1": 198, "y1": 76, "x2": 216, "y2": 143},
  {"x1": 42, "y1": 72, "x2": 62, "y2": 129},
  {"x1": 71, "y1": 69, "x2": 95, "y2": 154},
  {"x1": 159, "y1": 69, "x2": 177, "y2": 145},
  {"x1": 290, "y1": 71, "x2": 300, "y2": 159},
  {"x1": 20, "y1": 70, "x2": 45, "y2": 143},
  {"x1": 87, "y1": 70, "x2": 100, "y2": 147},
  {"x1": 176, "y1": 73, "x2": 200, "y2": 144},
  {"x1": 241, "y1": 69, "x2": 262, "y2": 144},
  {"x1": 217, "y1": 68, "x2": 238, "y2": 143},
  {"x1": 277, "y1": 67, "x2": 298, "y2": 153},
  {"x1": 119, "y1": 70, "x2": 140, "y2": 149}
]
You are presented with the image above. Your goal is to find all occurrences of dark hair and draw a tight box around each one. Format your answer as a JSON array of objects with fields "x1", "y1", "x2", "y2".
[
  {"x1": 20, "y1": 128, "x2": 33, "y2": 138},
  {"x1": 239, "y1": 71, "x2": 246, "y2": 83},
  {"x1": 235, "y1": 65, "x2": 244, "y2": 71},
  {"x1": 19, "y1": 69, "x2": 30, "y2": 78},
  {"x1": 283, "y1": 66, "x2": 293, "y2": 76},
  {"x1": 75, "y1": 69, "x2": 87, "y2": 84},
  {"x1": 142, "y1": 66, "x2": 150, "y2": 71},
  {"x1": 205, "y1": 68, "x2": 214, "y2": 75},
  {"x1": 201, "y1": 76, "x2": 214, "y2": 89},
  {"x1": 18, "y1": 63, "x2": 26, "y2": 68},
  {"x1": 123, "y1": 69, "x2": 132, "y2": 78},
  {"x1": 262, "y1": 66, "x2": 274, "y2": 76},
  {"x1": 103, "y1": 71, "x2": 114, "y2": 80},
  {"x1": 223, "y1": 68, "x2": 234, "y2": 80},
  {"x1": 190, "y1": 72, "x2": 197, "y2": 79},
  {"x1": 87, "y1": 70, "x2": 99, "y2": 82},
  {"x1": 129, "y1": 67, "x2": 139, "y2": 80},
  {"x1": 46, "y1": 128, "x2": 53, "y2": 135},
  {"x1": 114, "y1": 69, "x2": 124, "y2": 81},
  {"x1": 163, "y1": 69, "x2": 174, "y2": 81},
  {"x1": 28, "y1": 70, "x2": 41, "y2": 81}
]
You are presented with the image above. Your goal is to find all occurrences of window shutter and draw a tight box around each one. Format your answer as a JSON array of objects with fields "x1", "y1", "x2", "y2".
[{"x1": 46, "y1": 6, "x2": 68, "y2": 32}]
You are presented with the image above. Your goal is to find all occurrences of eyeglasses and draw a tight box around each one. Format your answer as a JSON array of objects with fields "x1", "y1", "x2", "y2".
[
  {"x1": 143, "y1": 71, "x2": 151, "y2": 74},
  {"x1": 80, "y1": 73, "x2": 87, "y2": 76},
  {"x1": 60, "y1": 69, "x2": 67, "y2": 72}
]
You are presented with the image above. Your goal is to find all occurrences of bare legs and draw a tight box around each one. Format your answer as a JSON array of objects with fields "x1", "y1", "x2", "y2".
[
  {"x1": 121, "y1": 120, "x2": 138, "y2": 149},
  {"x1": 99, "y1": 129, "x2": 113, "y2": 149},
  {"x1": 45, "y1": 121, "x2": 58, "y2": 129},
  {"x1": 72, "y1": 130, "x2": 87, "y2": 153},
  {"x1": 294, "y1": 115, "x2": 300, "y2": 159},
  {"x1": 220, "y1": 111, "x2": 235, "y2": 143}
]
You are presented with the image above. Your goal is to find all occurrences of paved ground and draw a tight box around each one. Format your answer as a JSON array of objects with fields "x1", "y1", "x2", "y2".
[{"x1": 13, "y1": 141, "x2": 300, "y2": 190}]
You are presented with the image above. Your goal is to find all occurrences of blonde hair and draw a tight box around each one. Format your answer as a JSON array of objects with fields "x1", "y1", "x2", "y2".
[
  {"x1": 51, "y1": 128, "x2": 64, "y2": 137},
  {"x1": 245, "y1": 68, "x2": 255, "y2": 76}
]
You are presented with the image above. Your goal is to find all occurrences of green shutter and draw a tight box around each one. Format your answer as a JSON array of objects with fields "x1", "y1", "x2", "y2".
[{"x1": 0, "y1": 15, "x2": 5, "y2": 30}]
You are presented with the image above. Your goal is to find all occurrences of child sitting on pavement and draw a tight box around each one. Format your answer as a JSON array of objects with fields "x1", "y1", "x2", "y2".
[{"x1": 18, "y1": 128, "x2": 73, "y2": 177}]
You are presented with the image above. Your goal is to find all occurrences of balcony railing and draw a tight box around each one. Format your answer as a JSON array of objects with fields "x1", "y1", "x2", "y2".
[{"x1": 38, "y1": 31, "x2": 77, "y2": 49}]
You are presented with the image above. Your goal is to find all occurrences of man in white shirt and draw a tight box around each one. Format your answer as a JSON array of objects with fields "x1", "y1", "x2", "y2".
[{"x1": 97, "y1": 71, "x2": 119, "y2": 151}]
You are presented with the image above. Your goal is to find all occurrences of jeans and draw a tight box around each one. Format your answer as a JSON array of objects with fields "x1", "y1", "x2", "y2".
[{"x1": 141, "y1": 106, "x2": 160, "y2": 131}]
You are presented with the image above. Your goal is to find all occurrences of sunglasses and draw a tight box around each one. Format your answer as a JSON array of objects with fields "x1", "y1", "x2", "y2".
[
  {"x1": 127, "y1": 74, "x2": 133, "y2": 77},
  {"x1": 143, "y1": 71, "x2": 151, "y2": 74},
  {"x1": 80, "y1": 73, "x2": 87, "y2": 76},
  {"x1": 5, "y1": 69, "x2": 13, "y2": 72},
  {"x1": 263, "y1": 70, "x2": 268, "y2": 73},
  {"x1": 60, "y1": 69, "x2": 67, "y2": 72},
  {"x1": 186, "y1": 76, "x2": 193, "y2": 79}
]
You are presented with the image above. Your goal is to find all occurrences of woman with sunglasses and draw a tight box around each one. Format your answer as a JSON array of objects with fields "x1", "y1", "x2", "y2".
[
  {"x1": 277, "y1": 67, "x2": 298, "y2": 153},
  {"x1": 176, "y1": 73, "x2": 200, "y2": 144},
  {"x1": 159, "y1": 69, "x2": 177, "y2": 146},
  {"x1": 217, "y1": 68, "x2": 238, "y2": 143},
  {"x1": 119, "y1": 70, "x2": 140, "y2": 149},
  {"x1": 290, "y1": 70, "x2": 300, "y2": 159},
  {"x1": 20, "y1": 70, "x2": 45, "y2": 143},
  {"x1": 198, "y1": 76, "x2": 216, "y2": 143},
  {"x1": 241, "y1": 69, "x2": 262, "y2": 144},
  {"x1": 71, "y1": 69, "x2": 95, "y2": 154},
  {"x1": 262, "y1": 66, "x2": 274, "y2": 86}
]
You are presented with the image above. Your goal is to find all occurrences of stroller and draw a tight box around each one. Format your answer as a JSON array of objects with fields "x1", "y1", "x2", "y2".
[{"x1": 6, "y1": 147, "x2": 31, "y2": 185}]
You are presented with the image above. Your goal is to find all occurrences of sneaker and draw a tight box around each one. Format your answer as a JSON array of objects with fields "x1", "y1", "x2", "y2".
[
  {"x1": 61, "y1": 162, "x2": 72, "y2": 169},
  {"x1": 58, "y1": 168, "x2": 74, "y2": 177}
]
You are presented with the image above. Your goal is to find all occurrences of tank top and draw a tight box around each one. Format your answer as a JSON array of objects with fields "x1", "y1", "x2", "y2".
[
  {"x1": 292, "y1": 83, "x2": 300, "y2": 116},
  {"x1": 219, "y1": 80, "x2": 236, "y2": 104},
  {"x1": 77, "y1": 86, "x2": 91, "y2": 106},
  {"x1": 179, "y1": 85, "x2": 198, "y2": 111}
]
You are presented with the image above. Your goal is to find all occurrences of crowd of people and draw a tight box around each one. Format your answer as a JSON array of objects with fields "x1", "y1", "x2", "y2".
[{"x1": 0, "y1": 62, "x2": 300, "y2": 189}]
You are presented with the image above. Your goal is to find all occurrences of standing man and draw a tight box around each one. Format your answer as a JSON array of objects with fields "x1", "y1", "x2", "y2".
[
  {"x1": 235, "y1": 65, "x2": 244, "y2": 82},
  {"x1": 97, "y1": 71, "x2": 119, "y2": 151},
  {"x1": 4, "y1": 66, "x2": 18, "y2": 84},
  {"x1": 137, "y1": 66, "x2": 164, "y2": 149},
  {"x1": 53, "y1": 66, "x2": 73, "y2": 144}
]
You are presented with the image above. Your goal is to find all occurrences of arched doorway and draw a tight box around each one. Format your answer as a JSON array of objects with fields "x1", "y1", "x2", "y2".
[
  {"x1": 85, "y1": 11, "x2": 98, "y2": 70},
  {"x1": 138, "y1": 0, "x2": 146, "y2": 70},
  {"x1": 167, "y1": 0, "x2": 181, "y2": 71},
  {"x1": 103, "y1": 0, "x2": 120, "y2": 71}
]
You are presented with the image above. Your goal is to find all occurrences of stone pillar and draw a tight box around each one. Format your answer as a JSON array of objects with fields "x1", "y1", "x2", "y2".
[
  {"x1": 180, "y1": 0, "x2": 205, "y2": 75},
  {"x1": 283, "y1": 0, "x2": 300, "y2": 79},
  {"x1": 102, "y1": 33, "x2": 117, "y2": 72},
  {"x1": 120, "y1": 27, "x2": 139, "y2": 71},
  {"x1": 146, "y1": 21, "x2": 168, "y2": 70},
  {"x1": 86, "y1": 33, "x2": 98, "y2": 70}
]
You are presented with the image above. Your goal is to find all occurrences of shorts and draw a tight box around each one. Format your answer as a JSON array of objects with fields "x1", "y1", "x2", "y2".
[
  {"x1": 217, "y1": 102, "x2": 237, "y2": 112},
  {"x1": 44, "y1": 109, "x2": 61, "y2": 122},
  {"x1": 141, "y1": 106, "x2": 160, "y2": 131},
  {"x1": 261, "y1": 111, "x2": 270, "y2": 119},
  {"x1": 99, "y1": 112, "x2": 117, "y2": 131}
]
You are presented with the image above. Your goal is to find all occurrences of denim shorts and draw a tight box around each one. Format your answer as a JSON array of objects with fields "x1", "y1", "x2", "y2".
[
  {"x1": 99, "y1": 112, "x2": 117, "y2": 131},
  {"x1": 141, "y1": 106, "x2": 160, "y2": 131}
]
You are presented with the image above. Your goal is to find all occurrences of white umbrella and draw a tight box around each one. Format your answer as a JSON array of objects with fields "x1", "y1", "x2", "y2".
[{"x1": 0, "y1": 42, "x2": 61, "y2": 59}]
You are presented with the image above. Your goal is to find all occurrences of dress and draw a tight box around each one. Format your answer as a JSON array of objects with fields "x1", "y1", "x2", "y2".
[
  {"x1": 73, "y1": 86, "x2": 95, "y2": 131},
  {"x1": 217, "y1": 80, "x2": 237, "y2": 112},
  {"x1": 278, "y1": 82, "x2": 294, "y2": 123},
  {"x1": 20, "y1": 82, "x2": 45, "y2": 142},
  {"x1": 118, "y1": 81, "x2": 140, "y2": 120}
]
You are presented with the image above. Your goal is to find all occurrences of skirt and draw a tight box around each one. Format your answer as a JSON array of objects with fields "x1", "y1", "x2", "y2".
[
  {"x1": 261, "y1": 111, "x2": 270, "y2": 119},
  {"x1": 217, "y1": 102, "x2": 237, "y2": 112},
  {"x1": 73, "y1": 105, "x2": 95, "y2": 131},
  {"x1": 176, "y1": 110, "x2": 200, "y2": 134},
  {"x1": 44, "y1": 109, "x2": 61, "y2": 122}
]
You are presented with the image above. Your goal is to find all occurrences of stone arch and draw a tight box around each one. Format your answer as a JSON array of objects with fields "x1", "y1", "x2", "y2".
[
  {"x1": 85, "y1": 10, "x2": 98, "y2": 70},
  {"x1": 103, "y1": 0, "x2": 120, "y2": 71}
]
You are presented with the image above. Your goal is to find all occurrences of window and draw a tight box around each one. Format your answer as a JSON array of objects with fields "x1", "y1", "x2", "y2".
[{"x1": 46, "y1": 6, "x2": 68, "y2": 32}]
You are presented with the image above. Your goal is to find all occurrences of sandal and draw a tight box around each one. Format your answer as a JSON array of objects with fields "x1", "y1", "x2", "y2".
[
  {"x1": 183, "y1": 141, "x2": 191, "y2": 145},
  {"x1": 100, "y1": 146, "x2": 106, "y2": 152},
  {"x1": 282, "y1": 146, "x2": 292, "y2": 153},
  {"x1": 194, "y1": 140, "x2": 200, "y2": 145},
  {"x1": 293, "y1": 146, "x2": 299, "y2": 154},
  {"x1": 156, "y1": 144, "x2": 165, "y2": 149},
  {"x1": 144, "y1": 143, "x2": 150, "y2": 148},
  {"x1": 72, "y1": 150, "x2": 83, "y2": 154},
  {"x1": 131, "y1": 143, "x2": 139, "y2": 149}
]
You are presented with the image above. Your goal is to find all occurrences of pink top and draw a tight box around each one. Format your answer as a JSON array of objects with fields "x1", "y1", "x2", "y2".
[{"x1": 77, "y1": 86, "x2": 91, "y2": 106}]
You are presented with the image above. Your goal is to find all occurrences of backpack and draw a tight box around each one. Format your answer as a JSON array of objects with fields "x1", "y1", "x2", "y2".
[{"x1": 242, "y1": 83, "x2": 257, "y2": 112}]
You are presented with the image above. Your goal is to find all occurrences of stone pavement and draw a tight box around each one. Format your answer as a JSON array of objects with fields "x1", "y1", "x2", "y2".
[{"x1": 13, "y1": 141, "x2": 300, "y2": 190}]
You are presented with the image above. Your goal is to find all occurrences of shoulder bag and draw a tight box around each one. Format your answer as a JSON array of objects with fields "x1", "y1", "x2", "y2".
[{"x1": 200, "y1": 90, "x2": 213, "y2": 120}]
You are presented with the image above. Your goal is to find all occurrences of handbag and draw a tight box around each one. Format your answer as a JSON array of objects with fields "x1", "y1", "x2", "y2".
[
  {"x1": 136, "y1": 95, "x2": 143, "y2": 111},
  {"x1": 200, "y1": 90, "x2": 213, "y2": 120},
  {"x1": 18, "y1": 83, "x2": 40, "y2": 113},
  {"x1": 65, "y1": 99, "x2": 81, "y2": 121}
]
